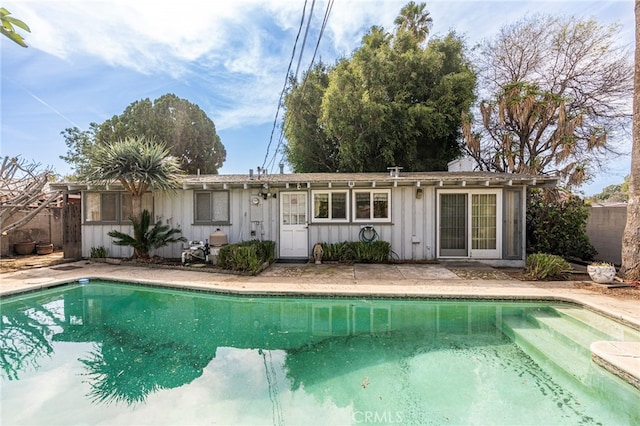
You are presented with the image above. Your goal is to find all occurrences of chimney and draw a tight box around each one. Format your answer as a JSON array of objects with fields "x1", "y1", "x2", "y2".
[
  {"x1": 279, "y1": 163, "x2": 284, "y2": 174},
  {"x1": 249, "y1": 169, "x2": 254, "y2": 180}
]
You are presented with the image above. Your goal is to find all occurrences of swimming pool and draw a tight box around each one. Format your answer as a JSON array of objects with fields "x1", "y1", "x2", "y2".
[{"x1": 1, "y1": 280, "x2": 638, "y2": 425}]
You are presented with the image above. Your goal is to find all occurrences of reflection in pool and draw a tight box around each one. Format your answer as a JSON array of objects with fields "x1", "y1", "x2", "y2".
[{"x1": 1, "y1": 281, "x2": 638, "y2": 425}]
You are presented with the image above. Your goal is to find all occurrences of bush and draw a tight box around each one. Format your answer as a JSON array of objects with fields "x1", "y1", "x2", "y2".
[
  {"x1": 525, "y1": 253, "x2": 572, "y2": 280},
  {"x1": 90, "y1": 246, "x2": 108, "y2": 258},
  {"x1": 217, "y1": 240, "x2": 275, "y2": 274},
  {"x1": 320, "y1": 241, "x2": 392, "y2": 263},
  {"x1": 107, "y1": 209, "x2": 187, "y2": 259},
  {"x1": 526, "y1": 190, "x2": 597, "y2": 261}
]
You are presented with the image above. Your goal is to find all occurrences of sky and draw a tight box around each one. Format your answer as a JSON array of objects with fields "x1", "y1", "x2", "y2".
[{"x1": 0, "y1": 0, "x2": 635, "y2": 195}]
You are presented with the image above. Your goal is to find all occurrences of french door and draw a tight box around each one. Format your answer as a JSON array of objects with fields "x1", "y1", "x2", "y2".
[{"x1": 438, "y1": 190, "x2": 501, "y2": 259}]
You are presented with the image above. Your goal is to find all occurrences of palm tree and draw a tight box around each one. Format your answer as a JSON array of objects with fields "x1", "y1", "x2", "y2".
[
  {"x1": 87, "y1": 136, "x2": 182, "y2": 221},
  {"x1": 620, "y1": 0, "x2": 640, "y2": 281},
  {"x1": 393, "y1": 1, "x2": 432, "y2": 43},
  {"x1": 108, "y1": 209, "x2": 186, "y2": 259}
]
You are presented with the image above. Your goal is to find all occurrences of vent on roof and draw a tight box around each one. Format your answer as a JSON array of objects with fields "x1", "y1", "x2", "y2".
[{"x1": 387, "y1": 166, "x2": 403, "y2": 178}]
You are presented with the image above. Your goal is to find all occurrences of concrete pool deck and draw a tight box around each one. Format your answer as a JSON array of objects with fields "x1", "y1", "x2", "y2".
[{"x1": 1, "y1": 260, "x2": 639, "y2": 388}]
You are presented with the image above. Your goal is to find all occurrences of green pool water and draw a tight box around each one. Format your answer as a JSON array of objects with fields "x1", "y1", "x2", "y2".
[{"x1": 1, "y1": 281, "x2": 638, "y2": 425}]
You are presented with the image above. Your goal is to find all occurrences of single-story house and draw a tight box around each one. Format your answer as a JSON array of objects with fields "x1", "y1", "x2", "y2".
[{"x1": 50, "y1": 166, "x2": 557, "y2": 267}]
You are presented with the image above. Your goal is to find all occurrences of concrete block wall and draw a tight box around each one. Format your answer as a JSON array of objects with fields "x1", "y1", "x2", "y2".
[
  {"x1": 586, "y1": 204, "x2": 627, "y2": 265},
  {"x1": 0, "y1": 207, "x2": 64, "y2": 256}
]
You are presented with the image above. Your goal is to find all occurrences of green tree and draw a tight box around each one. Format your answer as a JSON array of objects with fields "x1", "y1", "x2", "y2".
[
  {"x1": 283, "y1": 63, "x2": 340, "y2": 172},
  {"x1": 465, "y1": 15, "x2": 633, "y2": 189},
  {"x1": 86, "y1": 137, "x2": 182, "y2": 222},
  {"x1": 59, "y1": 124, "x2": 100, "y2": 179},
  {"x1": 284, "y1": 3, "x2": 476, "y2": 173},
  {"x1": 61, "y1": 94, "x2": 225, "y2": 176},
  {"x1": 589, "y1": 176, "x2": 630, "y2": 203},
  {"x1": 108, "y1": 209, "x2": 186, "y2": 259},
  {"x1": 1, "y1": 7, "x2": 30, "y2": 47},
  {"x1": 526, "y1": 190, "x2": 596, "y2": 261}
]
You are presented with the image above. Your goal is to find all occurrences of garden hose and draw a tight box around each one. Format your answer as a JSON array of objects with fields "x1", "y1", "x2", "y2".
[{"x1": 359, "y1": 225, "x2": 378, "y2": 243}]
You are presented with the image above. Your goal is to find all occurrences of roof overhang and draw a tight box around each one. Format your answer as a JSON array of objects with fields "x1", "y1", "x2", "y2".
[{"x1": 49, "y1": 172, "x2": 558, "y2": 193}]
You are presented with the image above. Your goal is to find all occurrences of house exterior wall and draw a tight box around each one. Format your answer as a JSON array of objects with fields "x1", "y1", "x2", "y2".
[{"x1": 77, "y1": 184, "x2": 525, "y2": 266}]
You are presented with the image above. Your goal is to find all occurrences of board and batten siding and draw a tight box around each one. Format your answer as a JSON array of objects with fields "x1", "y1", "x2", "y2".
[
  {"x1": 80, "y1": 186, "x2": 438, "y2": 260},
  {"x1": 306, "y1": 185, "x2": 435, "y2": 261},
  {"x1": 79, "y1": 184, "x2": 524, "y2": 264}
]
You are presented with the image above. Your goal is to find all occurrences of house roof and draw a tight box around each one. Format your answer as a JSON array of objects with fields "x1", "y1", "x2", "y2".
[{"x1": 50, "y1": 171, "x2": 557, "y2": 192}]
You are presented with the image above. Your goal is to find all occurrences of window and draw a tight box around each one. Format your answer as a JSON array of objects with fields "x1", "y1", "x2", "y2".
[
  {"x1": 194, "y1": 191, "x2": 229, "y2": 224},
  {"x1": 84, "y1": 192, "x2": 153, "y2": 223},
  {"x1": 311, "y1": 190, "x2": 348, "y2": 222},
  {"x1": 352, "y1": 189, "x2": 391, "y2": 222}
]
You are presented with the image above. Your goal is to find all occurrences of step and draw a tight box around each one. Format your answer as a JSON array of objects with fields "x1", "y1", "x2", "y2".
[
  {"x1": 524, "y1": 309, "x2": 610, "y2": 356},
  {"x1": 500, "y1": 315, "x2": 592, "y2": 383},
  {"x1": 553, "y1": 306, "x2": 640, "y2": 342}
]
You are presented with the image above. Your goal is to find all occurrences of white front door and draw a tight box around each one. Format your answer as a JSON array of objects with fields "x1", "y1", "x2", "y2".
[{"x1": 279, "y1": 191, "x2": 309, "y2": 258}]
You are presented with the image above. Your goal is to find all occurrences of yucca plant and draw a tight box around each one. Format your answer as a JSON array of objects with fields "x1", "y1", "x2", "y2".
[
  {"x1": 525, "y1": 253, "x2": 572, "y2": 281},
  {"x1": 108, "y1": 209, "x2": 186, "y2": 259},
  {"x1": 86, "y1": 137, "x2": 182, "y2": 221}
]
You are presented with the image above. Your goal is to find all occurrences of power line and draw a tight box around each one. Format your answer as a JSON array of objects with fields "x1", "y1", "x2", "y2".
[
  {"x1": 268, "y1": 0, "x2": 335, "y2": 174},
  {"x1": 261, "y1": 0, "x2": 309, "y2": 171},
  {"x1": 293, "y1": 0, "x2": 317, "y2": 80}
]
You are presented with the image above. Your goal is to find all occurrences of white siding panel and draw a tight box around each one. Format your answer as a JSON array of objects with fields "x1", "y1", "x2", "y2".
[{"x1": 80, "y1": 186, "x2": 441, "y2": 261}]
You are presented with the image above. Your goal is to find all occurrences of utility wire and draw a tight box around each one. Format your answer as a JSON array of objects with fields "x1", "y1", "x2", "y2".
[
  {"x1": 269, "y1": 0, "x2": 335, "y2": 174},
  {"x1": 261, "y1": 0, "x2": 309, "y2": 171}
]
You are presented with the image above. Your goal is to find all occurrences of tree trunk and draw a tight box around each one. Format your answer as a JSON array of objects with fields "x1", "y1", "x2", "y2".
[
  {"x1": 131, "y1": 195, "x2": 142, "y2": 221},
  {"x1": 620, "y1": 0, "x2": 640, "y2": 281}
]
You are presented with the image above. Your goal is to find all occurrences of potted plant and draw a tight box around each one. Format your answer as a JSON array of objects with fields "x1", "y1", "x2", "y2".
[
  {"x1": 586, "y1": 262, "x2": 617, "y2": 284},
  {"x1": 14, "y1": 240, "x2": 36, "y2": 255},
  {"x1": 36, "y1": 242, "x2": 54, "y2": 255}
]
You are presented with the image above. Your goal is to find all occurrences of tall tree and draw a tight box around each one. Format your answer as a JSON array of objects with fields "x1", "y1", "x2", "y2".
[
  {"x1": 61, "y1": 94, "x2": 225, "y2": 176},
  {"x1": 464, "y1": 15, "x2": 633, "y2": 188},
  {"x1": 284, "y1": 3, "x2": 476, "y2": 173},
  {"x1": 0, "y1": 7, "x2": 30, "y2": 47},
  {"x1": 98, "y1": 94, "x2": 225, "y2": 174},
  {"x1": 393, "y1": 1, "x2": 432, "y2": 43},
  {"x1": 283, "y1": 63, "x2": 340, "y2": 172},
  {"x1": 86, "y1": 137, "x2": 182, "y2": 221},
  {"x1": 59, "y1": 123, "x2": 100, "y2": 179},
  {"x1": 620, "y1": 0, "x2": 640, "y2": 281}
]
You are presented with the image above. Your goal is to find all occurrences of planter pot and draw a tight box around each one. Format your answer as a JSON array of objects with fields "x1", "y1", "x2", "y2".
[
  {"x1": 36, "y1": 244, "x2": 54, "y2": 255},
  {"x1": 14, "y1": 241, "x2": 36, "y2": 255},
  {"x1": 587, "y1": 265, "x2": 616, "y2": 284}
]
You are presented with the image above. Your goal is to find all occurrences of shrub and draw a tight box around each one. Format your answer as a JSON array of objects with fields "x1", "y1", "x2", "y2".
[
  {"x1": 320, "y1": 241, "x2": 392, "y2": 263},
  {"x1": 217, "y1": 240, "x2": 275, "y2": 274},
  {"x1": 526, "y1": 190, "x2": 597, "y2": 261},
  {"x1": 90, "y1": 246, "x2": 108, "y2": 258},
  {"x1": 525, "y1": 253, "x2": 572, "y2": 280},
  {"x1": 107, "y1": 209, "x2": 186, "y2": 259}
]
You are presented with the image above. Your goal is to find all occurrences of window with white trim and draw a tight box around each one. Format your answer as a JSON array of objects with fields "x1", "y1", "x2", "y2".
[
  {"x1": 352, "y1": 189, "x2": 391, "y2": 222},
  {"x1": 311, "y1": 190, "x2": 349, "y2": 222},
  {"x1": 194, "y1": 191, "x2": 230, "y2": 224},
  {"x1": 84, "y1": 192, "x2": 153, "y2": 223}
]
